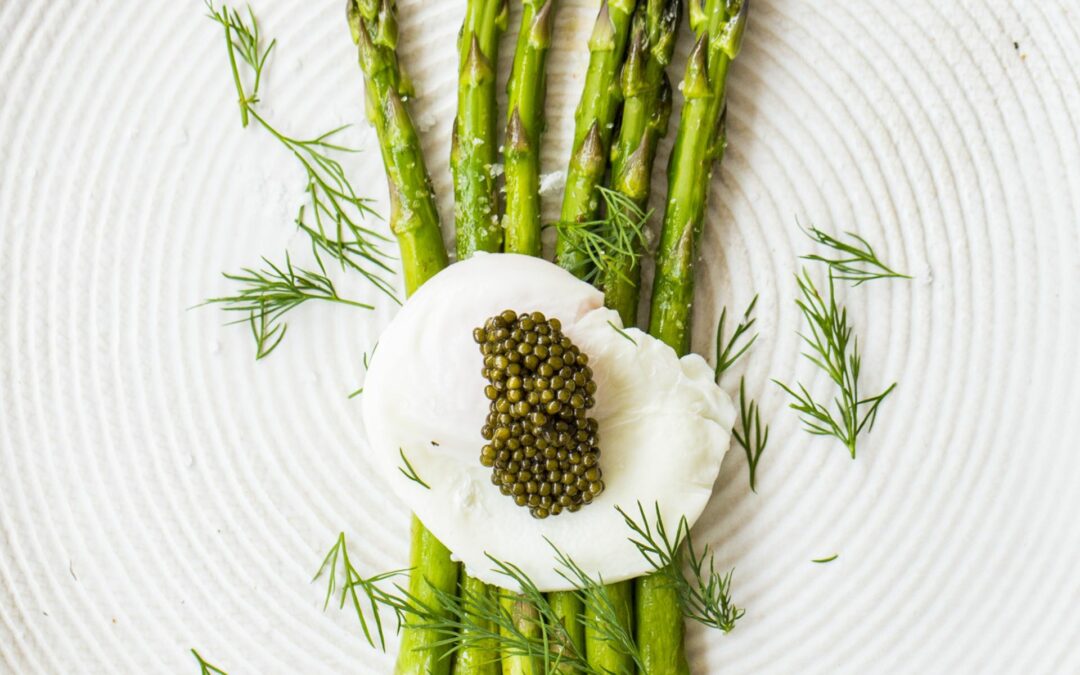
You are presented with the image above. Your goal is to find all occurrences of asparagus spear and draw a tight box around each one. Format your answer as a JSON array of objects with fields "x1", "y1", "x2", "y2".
[
  {"x1": 348, "y1": 0, "x2": 449, "y2": 295},
  {"x1": 454, "y1": 571, "x2": 502, "y2": 675},
  {"x1": 555, "y1": 0, "x2": 638, "y2": 277},
  {"x1": 639, "y1": 1, "x2": 747, "y2": 672},
  {"x1": 584, "y1": 580, "x2": 635, "y2": 673},
  {"x1": 453, "y1": 0, "x2": 510, "y2": 259},
  {"x1": 539, "y1": 2, "x2": 649, "y2": 669},
  {"x1": 452, "y1": 3, "x2": 510, "y2": 673},
  {"x1": 573, "y1": 5, "x2": 680, "y2": 670},
  {"x1": 347, "y1": 2, "x2": 458, "y2": 673},
  {"x1": 502, "y1": 0, "x2": 556, "y2": 256},
  {"x1": 548, "y1": 591, "x2": 584, "y2": 674},
  {"x1": 500, "y1": 8, "x2": 558, "y2": 667},
  {"x1": 491, "y1": 591, "x2": 541, "y2": 675},
  {"x1": 601, "y1": 0, "x2": 680, "y2": 326},
  {"x1": 648, "y1": 0, "x2": 747, "y2": 352}
]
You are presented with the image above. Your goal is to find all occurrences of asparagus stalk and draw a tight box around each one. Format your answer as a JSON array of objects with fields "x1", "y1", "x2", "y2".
[
  {"x1": 538, "y1": 0, "x2": 640, "y2": 660},
  {"x1": 347, "y1": 2, "x2": 457, "y2": 673},
  {"x1": 500, "y1": 592, "x2": 541, "y2": 675},
  {"x1": 502, "y1": 0, "x2": 556, "y2": 256},
  {"x1": 639, "y1": 1, "x2": 747, "y2": 672},
  {"x1": 455, "y1": 571, "x2": 502, "y2": 675},
  {"x1": 548, "y1": 591, "x2": 584, "y2": 674},
  {"x1": 584, "y1": 581, "x2": 635, "y2": 673},
  {"x1": 452, "y1": 3, "x2": 510, "y2": 674},
  {"x1": 601, "y1": 0, "x2": 680, "y2": 326},
  {"x1": 580, "y1": 5, "x2": 681, "y2": 670},
  {"x1": 543, "y1": 2, "x2": 650, "y2": 669},
  {"x1": 498, "y1": 6, "x2": 559, "y2": 672},
  {"x1": 648, "y1": 0, "x2": 746, "y2": 352},
  {"x1": 554, "y1": 0, "x2": 638, "y2": 277},
  {"x1": 348, "y1": 0, "x2": 450, "y2": 295},
  {"x1": 453, "y1": 0, "x2": 510, "y2": 259}
]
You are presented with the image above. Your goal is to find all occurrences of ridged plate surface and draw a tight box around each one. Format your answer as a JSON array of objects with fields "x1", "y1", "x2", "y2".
[{"x1": 1, "y1": 1, "x2": 1079, "y2": 672}]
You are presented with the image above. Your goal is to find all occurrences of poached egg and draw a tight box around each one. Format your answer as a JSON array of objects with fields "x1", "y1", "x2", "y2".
[{"x1": 362, "y1": 253, "x2": 735, "y2": 591}]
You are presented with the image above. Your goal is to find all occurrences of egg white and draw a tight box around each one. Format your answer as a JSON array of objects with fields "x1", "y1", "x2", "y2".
[{"x1": 362, "y1": 253, "x2": 735, "y2": 591}]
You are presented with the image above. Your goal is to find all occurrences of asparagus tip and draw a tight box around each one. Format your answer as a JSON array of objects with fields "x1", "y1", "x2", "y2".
[
  {"x1": 346, "y1": 0, "x2": 361, "y2": 44},
  {"x1": 589, "y1": 2, "x2": 616, "y2": 50},
  {"x1": 531, "y1": 0, "x2": 555, "y2": 43}
]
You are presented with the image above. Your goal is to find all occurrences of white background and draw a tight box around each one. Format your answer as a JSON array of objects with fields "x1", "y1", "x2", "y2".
[{"x1": 2, "y1": 0, "x2": 1079, "y2": 672}]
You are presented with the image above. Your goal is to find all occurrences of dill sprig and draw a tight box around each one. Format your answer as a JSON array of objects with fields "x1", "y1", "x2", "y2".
[
  {"x1": 555, "y1": 187, "x2": 650, "y2": 285},
  {"x1": 733, "y1": 377, "x2": 769, "y2": 493},
  {"x1": 617, "y1": 503, "x2": 744, "y2": 633},
  {"x1": 205, "y1": 3, "x2": 396, "y2": 357},
  {"x1": 315, "y1": 534, "x2": 643, "y2": 672},
  {"x1": 607, "y1": 320, "x2": 638, "y2": 346},
  {"x1": 775, "y1": 270, "x2": 897, "y2": 458},
  {"x1": 550, "y1": 543, "x2": 644, "y2": 671},
  {"x1": 241, "y1": 113, "x2": 394, "y2": 302},
  {"x1": 422, "y1": 556, "x2": 590, "y2": 671},
  {"x1": 398, "y1": 449, "x2": 430, "y2": 489},
  {"x1": 205, "y1": 250, "x2": 373, "y2": 359},
  {"x1": 314, "y1": 532, "x2": 411, "y2": 651},
  {"x1": 205, "y1": 1, "x2": 275, "y2": 128},
  {"x1": 191, "y1": 649, "x2": 228, "y2": 675},
  {"x1": 714, "y1": 295, "x2": 759, "y2": 380},
  {"x1": 801, "y1": 223, "x2": 911, "y2": 286},
  {"x1": 348, "y1": 346, "x2": 377, "y2": 399},
  {"x1": 256, "y1": 117, "x2": 395, "y2": 296}
]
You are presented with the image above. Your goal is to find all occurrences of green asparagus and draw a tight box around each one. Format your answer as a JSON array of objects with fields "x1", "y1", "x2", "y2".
[
  {"x1": 500, "y1": 592, "x2": 541, "y2": 675},
  {"x1": 561, "y1": 4, "x2": 680, "y2": 672},
  {"x1": 555, "y1": 0, "x2": 638, "y2": 277},
  {"x1": 348, "y1": 0, "x2": 449, "y2": 295},
  {"x1": 549, "y1": 590, "x2": 585, "y2": 674},
  {"x1": 500, "y1": 6, "x2": 558, "y2": 669},
  {"x1": 347, "y1": 2, "x2": 458, "y2": 672},
  {"x1": 547, "y1": 1, "x2": 637, "y2": 653},
  {"x1": 452, "y1": 4, "x2": 511, "y2": 673},
  {"x1": 453, "y1": 0, "x2": 510, "y2": 259},
  {"x1": 639, "y1": 1, "x2": 747, "y2": 672},
  {"x1": 648, "y1": 0, "x2": 746, "y2": 352},
  {"x1": 396, "y1": 517, "x2": 460, "y2": 675},
  {"x1": 502, "y1": 0, "x2": 556, "y2": 256},
  {"x1": 584, "y1": 580, "x2": 635, "y2": 673},
  {"x1": 454, "y1": 570, "x2": 502, "y2": 675},
  {"x1": 601, "y1": 0, "x2": 680, "y2": 326}
]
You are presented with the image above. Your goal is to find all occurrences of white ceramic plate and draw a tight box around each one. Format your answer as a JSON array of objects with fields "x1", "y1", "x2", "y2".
[{"x1": 2, "y1": 1, "x2": 1079, "y2": 672}]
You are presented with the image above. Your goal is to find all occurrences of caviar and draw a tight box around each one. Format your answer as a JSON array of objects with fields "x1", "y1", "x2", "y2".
[{"x1": 474, "y1": 309, "x2": 603, "y2": 518}]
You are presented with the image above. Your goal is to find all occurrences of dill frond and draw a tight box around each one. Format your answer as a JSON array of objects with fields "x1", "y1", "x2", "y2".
[
  {"x1": 714, "y1": 294, "x2": 759, "y2": 380},
  {"x1": 191, "y1": 648, "x2": 229, "y2": 675},
  {"x1": 313, "y1": 533, "x2": 412, "y2": 651},
  {"x1": 555, "y1": 187, "x2": 650, "y2": 285},
  {"x1": 315, "y1": 534, "x2": 647, "y2": 673},
  {"x1": 205, "y1": 250, "x2": 373, "y2": 359},
  {"x1": 549, "y1": 543, "x2": 644, "y2": 671},
  {"x1": 398, "y1": 449, "x2": 431, "y2": 489},
  {"x1": 733, "y1": 377, "x2": 769, "y2": 492},
  {"x1": 800, "y1": 223, "x2": 911, "y2": 286},
  {"x1": 775, "y1": 270, "x2": 897, "y2": 458},
  {"x1": 205, "y1": 4, "x2": 395, "y2": 358},
  {"x1": 607, "y1": 320, "x2": 638, "y2": 346},
  {"x1": 205, "y1": 1, "x2": 276, "y2": 127},
  {"x1": 617, "y1": 503, "x2": 744, "y2": 633}
]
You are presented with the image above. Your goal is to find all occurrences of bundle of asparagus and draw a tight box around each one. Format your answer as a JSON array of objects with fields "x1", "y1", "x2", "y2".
[
  {"x1": 346, "y1": 0, "x2": 747, "y2": 672},
  {"x1": 209, "y1": 2, "x2": 902, "y2": 672}
]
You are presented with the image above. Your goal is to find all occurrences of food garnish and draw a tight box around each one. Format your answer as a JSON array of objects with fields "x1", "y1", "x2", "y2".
[{"x1": 476, "y1": 310, "x2": 603, "y2": 519}]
